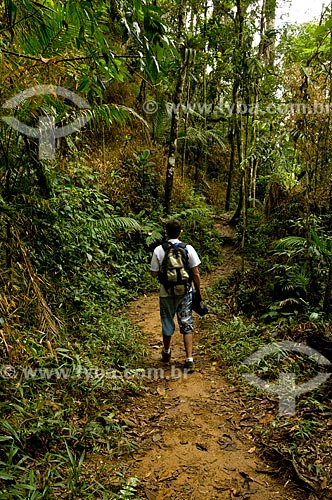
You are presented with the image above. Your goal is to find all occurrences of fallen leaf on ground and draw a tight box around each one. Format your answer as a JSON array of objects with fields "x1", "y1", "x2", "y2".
[
  {"x1": 259, "y1": 413, "x2": 275, "y2": 424},
  {"x1": 144, "y1": 487, "x2": 157, "y2": 500},
  {"x1": 158, "y1": 469, "x2": 178, "y2": 481}
]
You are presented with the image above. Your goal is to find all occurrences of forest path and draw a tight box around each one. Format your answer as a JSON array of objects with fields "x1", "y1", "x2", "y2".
[{"x1": 122, "y1": 225, "x2": 307, "y2": 500}]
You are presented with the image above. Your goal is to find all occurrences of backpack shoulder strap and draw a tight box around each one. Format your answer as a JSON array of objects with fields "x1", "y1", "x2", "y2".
[
  {"x1": 162, "y1": 242, "x2": 172, "y2": 251},
  {"x1": 176, "y1": 242, "x2": 189, "y2": 268},
  {"x1": 176, "y1": 242, "x2": 188, "y2": 256}
]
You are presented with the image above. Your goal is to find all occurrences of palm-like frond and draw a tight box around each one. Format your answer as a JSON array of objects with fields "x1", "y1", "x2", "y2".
[
  {"x1": 309, "y1": 228, "x2": 332, "y2": 258},
  {"x1": 145, "y1": 229, "x2": 164, "y2": 247},
  {"x1": 86, "y1": 104, "x2": 148, "y2": 129},
  {"x1": 281, "y1": 270, "x2": 310, "y2": 293},
  {"x1": 4, "y1": 0, "x2": 103, "y2": 57},
  {"x1": 179, "y1": 126, "x2": 225, "y2": 148},
  {"x1": 20, "y1": 8, "x2": 81, "y2": 56},
  {"x1": 273, "y1": 236, "x2": 307, "y2": 251},
  {"x1": 151, "y1": 100, "x2": 171, "y2": 141},
  {"x1": 84, "y1": 217, "x2": 141, "y2": 239},
  {"x1": 274, "y1": 231, "x2": 332, "y2": 263},
  {"x1": 278, "y1": 297, "x2": 302, "y2": 308}
]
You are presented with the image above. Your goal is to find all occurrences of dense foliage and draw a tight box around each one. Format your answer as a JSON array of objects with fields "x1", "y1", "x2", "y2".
[{"x1": 1, "y1": 0, "x2": 332, "y2": 497}]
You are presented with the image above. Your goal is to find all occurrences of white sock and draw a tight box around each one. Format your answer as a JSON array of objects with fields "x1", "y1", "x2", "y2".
[
  {"x1": 186, "y1": 357, "x2": 193, "y2": 362},
  {"x1": 163, "y1": 348, "x2": 171, "y2": 354}
]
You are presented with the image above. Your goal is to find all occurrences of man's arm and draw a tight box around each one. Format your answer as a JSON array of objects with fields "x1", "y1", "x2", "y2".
[
  {"x1": 150, "y1": 248, "x2": 160, "y2": 278},
  {"x1": 191, "y1": 266, "x2": 201, "y2": 293}
]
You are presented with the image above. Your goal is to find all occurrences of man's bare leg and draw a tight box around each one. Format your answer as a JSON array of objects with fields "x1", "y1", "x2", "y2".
[{"x1": 183, "y1": 333, "x2": 193, "y2": 359}]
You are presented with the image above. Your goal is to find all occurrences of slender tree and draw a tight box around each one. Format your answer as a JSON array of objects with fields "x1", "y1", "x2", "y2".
[{"x1": 164, "y1": 0, "x2": 188, "y2": 213}]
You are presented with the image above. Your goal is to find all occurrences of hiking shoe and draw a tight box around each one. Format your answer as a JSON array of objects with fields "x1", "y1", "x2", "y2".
[
  {"x1": 162, "y1": 349, "x2": 171, "y2": 362},
  {"x1": 184, "y1": 360, "x2": 195, "y2": 373}
]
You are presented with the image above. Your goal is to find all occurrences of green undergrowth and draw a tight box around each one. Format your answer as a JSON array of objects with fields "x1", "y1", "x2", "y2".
[
  {"x1": 0, "y1": 311, "x2": 147, "y2": 499},
  {"x1": 203, "y1": 273, "x2": 332, "y2": 495},
  {"x1": 0, "y1": 140, "x2": 225, "y2": 499},
  {"x1": 0, "y1": 164, "x2": 222, "y2": 498}
]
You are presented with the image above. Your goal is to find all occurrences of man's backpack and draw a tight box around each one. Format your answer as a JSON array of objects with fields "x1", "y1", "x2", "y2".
[{"x1": 159, "y1": 242, "x2": 192, "y2": 296}]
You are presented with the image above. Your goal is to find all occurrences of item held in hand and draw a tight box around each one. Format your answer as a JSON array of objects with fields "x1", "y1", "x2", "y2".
[{"x1": 192, "y1": 290, "x2": 208, "y2": 316}]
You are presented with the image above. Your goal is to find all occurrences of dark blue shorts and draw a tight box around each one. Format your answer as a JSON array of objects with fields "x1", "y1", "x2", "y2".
[{"x1": 160, "y1": 292, "x2": 193, "y2": 337}]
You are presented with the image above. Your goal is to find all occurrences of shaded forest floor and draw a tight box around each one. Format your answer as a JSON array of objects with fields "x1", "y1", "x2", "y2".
[{"x1": 112, "y1": 233, "x2": 309, "y2": 500}]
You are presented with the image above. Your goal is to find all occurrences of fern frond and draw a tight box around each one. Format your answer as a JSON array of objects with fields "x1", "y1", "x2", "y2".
[
  {"x1": 278, "y1": 297, "x2": 308, "y2": 308},
  {"x1": 278, "y1": 297, "x2": 301, "y2": 307},
  {"x1": 309, "y1": 228, "x2": 332, "y2": 258},
  {"x1": 145, "y1": 229, "x2": 164, "y2": 246},
  {"x1": 179, "y1": 126, "x2": 225, "y2": 148},
  {"x1": 273, "y1": 236, "x2": 307, "y2": 251},
  {"x1": 85, "y1": 217, "x2": 141, "y2": 239},
  {"x1": 86, "y1": 104, "x2": 148, "y2": 128}
]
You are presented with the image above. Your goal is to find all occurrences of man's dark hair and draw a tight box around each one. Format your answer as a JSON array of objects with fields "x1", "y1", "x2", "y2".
[{"x1": 166, "y1": 219, "x2": 182, "y2": 239}]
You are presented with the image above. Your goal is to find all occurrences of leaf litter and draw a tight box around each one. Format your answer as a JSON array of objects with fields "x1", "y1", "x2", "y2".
[{"x1": 112, "y1": 251, "x2": 308, "y2": 500}]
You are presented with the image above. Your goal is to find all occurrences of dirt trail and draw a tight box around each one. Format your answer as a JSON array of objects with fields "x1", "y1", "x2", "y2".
[{"x1": 122, "y1": 243, "x2": 308, "y2": 500}]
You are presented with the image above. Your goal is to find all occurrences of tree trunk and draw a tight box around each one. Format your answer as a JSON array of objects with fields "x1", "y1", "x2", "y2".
[
  {"x1": 259, "y1": 0, "x2": 276, "y2": 67},
  {"x1": 225, "y1": 124, "x2": 235, "y2": 211},
  {"x1": 250, "y1": 157, "x2": 258, "y2": 208},
  {"x1": 230, "y1": 170, "x2": 244, "y2": 225},
  {"x1": 323, "y1": 263, "x2": 332, "y2": 314},
  {"x1": 229, "y1": 0, "x2": 244, "y2": 225},
  {"x1": 164, "y1": 0, "x2": 187, "y2": 214},
  {"x1": 202, "y1": 0, "x2": 208, "y2": 176},
  {"x1": 181, "y1": 82, "x2": 191, "y2": 179}
]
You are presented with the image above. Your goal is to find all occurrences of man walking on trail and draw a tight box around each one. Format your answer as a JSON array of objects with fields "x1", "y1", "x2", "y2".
[{"x1": 150, "y1": 219, "x2": 201, "y2": 373}]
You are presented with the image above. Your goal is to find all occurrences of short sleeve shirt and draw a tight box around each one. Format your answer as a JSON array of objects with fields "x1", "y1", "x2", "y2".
[{"x1": 150, "y1": 239, "x2": 201, "y2": 297}]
